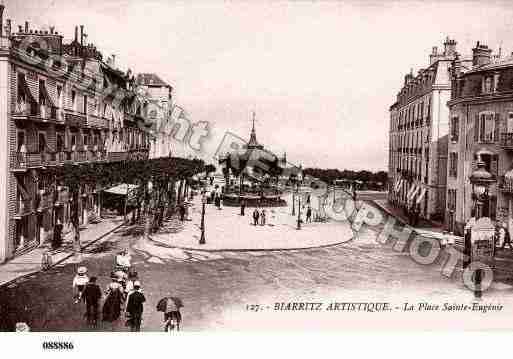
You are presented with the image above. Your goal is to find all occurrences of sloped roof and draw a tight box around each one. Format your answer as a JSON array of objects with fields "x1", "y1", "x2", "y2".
[{"x1": 136, "y1": 73, "x2": 171, "y2": 87}]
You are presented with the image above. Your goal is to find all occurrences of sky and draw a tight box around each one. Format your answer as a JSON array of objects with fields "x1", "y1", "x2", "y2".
[{"x1": 6, "y1": 0, "x2": 513, "y2": 171}]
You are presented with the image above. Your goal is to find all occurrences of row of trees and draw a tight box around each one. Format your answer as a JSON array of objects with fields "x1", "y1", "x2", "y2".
[
  {"x1": 303, "y1": 168, "x2": 388, "y2": 187},
  {"x1": 46, "y1": 156, "x2": 205, "y2": 250}
]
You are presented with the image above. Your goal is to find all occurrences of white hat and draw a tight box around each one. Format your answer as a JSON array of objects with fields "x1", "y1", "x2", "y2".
[
  {"x1": 77, "y1": 266, "x2": 87, "y2": 274},
  {"x1": 134, "y1": 280, "x2": 141, "y2": 287}
]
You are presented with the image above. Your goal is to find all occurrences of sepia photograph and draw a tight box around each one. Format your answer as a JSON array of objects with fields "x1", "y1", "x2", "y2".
[{"x1": 0, "y1": 1, "x2": 513, "y2": 349}]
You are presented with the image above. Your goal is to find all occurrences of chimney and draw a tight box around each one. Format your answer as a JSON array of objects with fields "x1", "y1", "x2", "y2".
[
  {"x1": 443, "y1": 36, "x2": 457, "y2": 56},
  {"x1": 80, "y1": 25, "x2": 84, "y2": 46},
  {"x1": 429, "y1": 46, "x2": 439, "y2": 64},
  {"x1": 74, "y1": 26, "x2": 78, "y2": 42},
  {"x1": 5, "y1": 19, "x2": 10, "y2": 36},
  {"x1": 25, "y1": 21, "x2": 29, "y2": 33},
  {"x1": 0, "y1": 4, "x2": 4, "y2": 37},
  {"x1": 49, "y1": 26, "x2": 54, "y2": 34},
  {"x1": 472, "y1": 41, "x2": 492, "y2": 67}
]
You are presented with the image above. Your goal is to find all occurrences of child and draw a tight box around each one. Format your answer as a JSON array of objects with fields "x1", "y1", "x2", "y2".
[{"x1": 72, "y1": 266, "x2": 89, "y2": 304}]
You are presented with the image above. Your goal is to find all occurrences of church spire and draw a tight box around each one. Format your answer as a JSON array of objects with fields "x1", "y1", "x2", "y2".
[{"x1": 246, "y1": 110, "x2": 263, "y2": 150}]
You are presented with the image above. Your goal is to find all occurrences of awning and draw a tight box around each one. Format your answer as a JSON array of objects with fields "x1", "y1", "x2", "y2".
[
  {"x1": 407, "y1": 184, "x2": 417, "y2": 199},
  {"x1": 18, "y1": 74, "x2": 37, "y2": 104},
  {"x1": 40, "y1": 83, "x2": 56, "y2": 107},
  {"x1": 416, "y1": 188, "x2": 427, "y2": 204},
  {"x1": 103, "y1": 183, "x2": 138, "y2": 198},
  {"x1": 394, "y1": 179, "x2": 403, "y2": 192},
  {"x1": 408, "y1": 184, "x2": 420, "y2": 201}
]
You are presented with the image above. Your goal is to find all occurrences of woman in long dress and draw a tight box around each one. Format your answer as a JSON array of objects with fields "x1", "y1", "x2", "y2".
[{"x1": 102, "y1": 277, "x2": 124, "y2": 329}]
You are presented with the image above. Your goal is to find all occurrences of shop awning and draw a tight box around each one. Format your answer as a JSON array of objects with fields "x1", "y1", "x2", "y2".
[
  {"x1": 408, "y1": 184, "x2": 420, "y2": 201},
  {"x1": 103, "y1": 183, "x2": 138, "y2": 198},
  {"x1": 416, "y1": 187, "x2": 427, "y2": 204},
  {"x1": 407, "y1": 184, "x2": 418, "y2": 200}
]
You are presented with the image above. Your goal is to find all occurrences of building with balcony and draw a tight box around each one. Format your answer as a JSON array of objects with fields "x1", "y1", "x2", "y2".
[
  {"x1": 446, "y1": 41, "x2": 513, "y2": 235},
  {"x1": 0, "y1": 6, "x2": 154, "y2": 262},
  {"x1": 388, "y1": 37, "x2": 458, "y2": 223}
]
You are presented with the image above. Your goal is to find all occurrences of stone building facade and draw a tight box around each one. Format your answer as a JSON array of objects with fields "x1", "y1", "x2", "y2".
[
  {"x1": 0, "y1": 7, "x2": 158, "y2": 262},
  {"x1": 388, "y1": 38, "x2": 458, "y2": 222},
  {"x1": 446, "y1": 41, "x2": 513, "y2": 235}
]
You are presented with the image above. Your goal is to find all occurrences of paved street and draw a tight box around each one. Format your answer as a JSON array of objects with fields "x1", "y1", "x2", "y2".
[{"x1": 2, "y1": 196, "x2": 513, "y2": 331}]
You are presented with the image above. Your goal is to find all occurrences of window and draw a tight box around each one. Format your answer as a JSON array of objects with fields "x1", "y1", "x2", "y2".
[
  {"x1": 38, "y1": 132, "x2": 47, "y2": 153},
  {"x1": 56, "y1": 134, "x2": 64, "y2": 152},
  {"x1": 71, "y1": 90, "x2": 76, "y2": 111},
  {"x1": 450, "y1": 117, "x2": 459, "y2": 142},
  {"x1": 483, "y1": 76, "x2": 493, "y2": 94},
  {"x1": 83, "y1": 134, "x2": 89, "y2": 146},
  {"x1": 83, "y1": 95, "x2": 87, "y2": 114},
  {"x1": 477, "y1": 113, "x2": 496, "y2": 143},
  {"x1": 57, "y1": 85, "x2": 62, "y2": 108},
  {"x1": 38, "y1": 80, "x2": 46, "y2": 106},
  {"x1": 17, "y1": 130, "x2": 25, "y2": 151},
  {"x1": 449, "y1": 152, "x2": 458, "y2": 177},
  {"x1": 71, "y1": 134, "x2": 77, "y2": 148},
  {"x1": 507, "y1": 113, "x2": 513, "y2": 133},
  {"x1": 447, "y1": 189, "x2": 457, "y2": 211}
]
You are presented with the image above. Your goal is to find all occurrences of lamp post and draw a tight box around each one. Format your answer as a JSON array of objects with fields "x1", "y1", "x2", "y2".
[
  {"x1": 297, "y1": 172, "x2": 303, "y2": 230},
  {"x1": 468, "y1": 159, "x2": 496, "y2": 299},
  {"x1": 200, "y1": 194, "x2": 206, "y2": 245}
]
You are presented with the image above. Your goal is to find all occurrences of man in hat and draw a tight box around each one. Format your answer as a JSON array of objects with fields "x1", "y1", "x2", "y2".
[
  {"x1": 126, "y1": 281, "x2": 146, "y2": 332},
  {"x1": 72, "y1": 266, "x2": 89, "y2": 304},
  {"x1": 82, "y1": 276, "x2": 102, "y2": 326}
]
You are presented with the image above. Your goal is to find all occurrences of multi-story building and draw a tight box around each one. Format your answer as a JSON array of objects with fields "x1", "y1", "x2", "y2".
[
  {"x1": 388, "y1": 38, "x2": 458, "y2": 222},
  {"x1": 446, "y1": 41, "x2": 513, "y2": 235},
  {"x1": 0, "y1": 8, "x2": 153, "y2": 262},
  {"x1": 135, "y1": 73, "x2": 174, "y2": 158}
]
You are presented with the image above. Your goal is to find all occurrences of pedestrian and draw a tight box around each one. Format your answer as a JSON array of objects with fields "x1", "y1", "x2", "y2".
[
  {"x1": 179, "y1": 204, "x2": 186, "y2": 222},
  {"x1": 125, "y1": 281, "x2": 146, "y2": 332},
  {"x1": 157, "y1": 295, "x2": 184, "y2": 332},
  {"x1": 125, "y1": 270, "x2": 138, "y2": 298},
  {"x1": 240, "y1": 199, "x2": 246, "y2": 216},
  {"x1": 260, "y1": 209, "x2": 266, "y2": 226},
  {"x1": 102, "y1": 276, "x2": 124, "y2": 327},
  {"x1": 501, "y1": 223, "x2": 513, "y2": 250},
  {"x1": 306, "y1": 206, "x2": 312, "y2": 223},
  {"x1": 72, "y1": 266, "x2": 89, "y2": 304},
  {"x1": 252, "y1": 208, "x2": 260, "y2": 226},
  {"x1": 82, "y1": 276, "x2": 102, "y2": 326}
]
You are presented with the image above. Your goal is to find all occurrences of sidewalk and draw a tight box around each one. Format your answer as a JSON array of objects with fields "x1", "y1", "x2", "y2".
[
  {"x1": 150, "y1": 193, "x2": 355, "y2": 251},
  {"x1": 0, "y1": 215, "x2": 126, "y2": 288}
]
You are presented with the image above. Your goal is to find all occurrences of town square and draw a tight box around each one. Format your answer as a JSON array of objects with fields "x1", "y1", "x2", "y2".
[{"x1": 1, "y1": 0, "x2": 513, "y2": 336}]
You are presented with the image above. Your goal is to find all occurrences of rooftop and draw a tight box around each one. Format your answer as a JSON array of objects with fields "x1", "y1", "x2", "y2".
[{"x1": 136, "y1": 73, "x2": 171, "y2": 88}]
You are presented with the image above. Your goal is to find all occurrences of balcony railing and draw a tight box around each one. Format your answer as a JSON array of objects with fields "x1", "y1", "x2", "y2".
[
  {"x1": 73, "y1": 150, "x2": 87, "y2": 162},
  {"x1": 500, "y1": 133, "x2": 513, "y2": 149},
  {"x1": 87, "y1": 115, "x2": 110, "y2": 129},
  {"x1": 499, "y1": 176, "x2": 513, "y2": 193},
  {"x1": 13, "y1": 101, "x2": 38, "y2": 117},
  {"x1": 15, "y1": 198, "x2": 33, "y2": 217}
]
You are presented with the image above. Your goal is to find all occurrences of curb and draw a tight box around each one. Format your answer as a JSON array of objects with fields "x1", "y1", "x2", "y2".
[
  {"x1": 148, "y1": 235, "x2": 355, "y2": 253},
  {"x1": 0, "y1": 220, "x2": 128, "y2": 290}
]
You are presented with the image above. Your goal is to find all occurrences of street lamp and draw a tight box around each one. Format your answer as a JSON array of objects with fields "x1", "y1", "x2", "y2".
[
  {"x1": 297, "y1": 171, "x2": 303, "y2": 230},
  {"x1": 468, "y1": 158, "x2": 496, "y2": 299},
  {"x1": 199, "y1": 194, "x2": 206, "y2": 245}
]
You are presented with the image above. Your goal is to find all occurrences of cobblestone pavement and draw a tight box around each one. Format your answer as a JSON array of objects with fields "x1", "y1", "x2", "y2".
[{"x1": 2, "y1": 201, "x2": 513, "y2": 331}]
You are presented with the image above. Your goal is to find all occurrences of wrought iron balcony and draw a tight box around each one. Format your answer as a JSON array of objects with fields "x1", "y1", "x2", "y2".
[{"x1": 500, "y1": 133, "x2": 513, "y2": 149}]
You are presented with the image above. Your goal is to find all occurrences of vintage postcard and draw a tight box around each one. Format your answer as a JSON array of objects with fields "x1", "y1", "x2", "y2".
[{"x1": 0, "y1": 0, "x2": 512, "y2": 343}]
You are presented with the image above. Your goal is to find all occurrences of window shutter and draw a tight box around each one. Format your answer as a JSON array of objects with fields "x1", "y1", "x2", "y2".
[
  {"x1": 494, "y1": 113, "x2": 500, "y2": 142},
  {"x1": 455, "y1": 118, "x2": 459, "y2": 140},
  {"x1": 474, "y1": 114, "x2": 479, "y2": 142}
]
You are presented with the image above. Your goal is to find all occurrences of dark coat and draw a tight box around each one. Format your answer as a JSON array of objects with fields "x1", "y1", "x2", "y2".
[
  {"x1": 126, "y1": 291, "x2": 146, "y2": 316},
  {"x1": 102, "y1": 287, "x2": 123, "y2": 322},
  {"x1": 83, "y1": 283, "x2": 102, "y2": 304}
]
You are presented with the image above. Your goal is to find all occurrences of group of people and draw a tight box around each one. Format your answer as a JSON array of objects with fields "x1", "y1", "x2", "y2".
[
  {"x1": 252, "y1": 208, "x2": 268, "y2": 226},
  {"x1": 71, "y1": 250, "x2": 183, "y2": 332}
]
